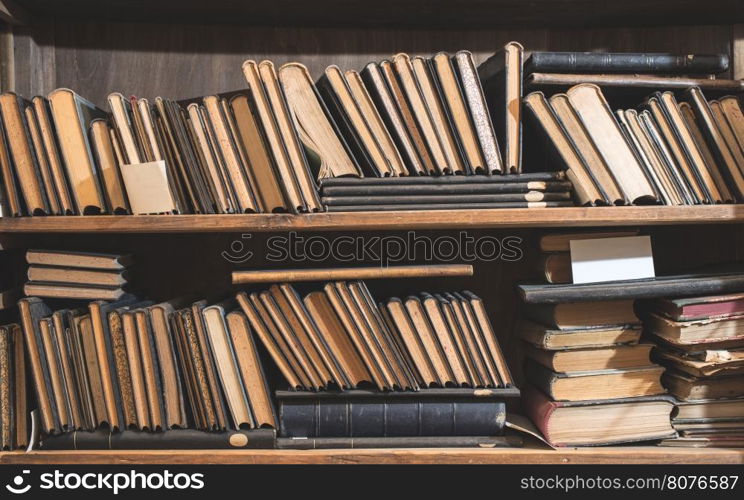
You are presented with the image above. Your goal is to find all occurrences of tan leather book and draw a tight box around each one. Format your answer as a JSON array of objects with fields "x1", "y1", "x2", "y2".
[
  {"x1": 203, "y1": 95, "x2": 259, "y2": 213},
  {"x1": 278, "y1": 284, "x2": 346, "y2": 388},
  {"x1": 268, "y1": 285, "x2": 332, "y2": 386},
  {"x1": 710, "y1": 100, "x2": 744, "y2": 180},
  {"x1": 130, "y1": 96, "x2": 153, "y2": 162},
  {"x1": 0, "y1": 325, "x2": 14, "y2": 448},
  {"x1": 392, "y1": 53, "x2": 448, "y2": 174},
  {"x1": 432, "y1": 52, "x2": 485, "y2": 174},
  {"x1": 242, "y1": 292, "x2": 307, "y2": 389},
  {"x1": 134, "y1": 309, "x2": 164, "y2": 430},
  {"x1": 89, "y1": 301, "x2": 121, "y2": 430},
  {"x1": 279, "y1": 62, "x2": 361, "y2": 179},
  {"x1": 191, "y1": 300, "x2": 229, "y2": 430},
  {"x1": 39, "y1": 318, "x2": 71, "y2": 429},
  {"x1": 242, "y1": 60, "x2": 305, "y2": 213},
  {"x1": 18, "y1": 298, "x2": 57, "y2": 434},
  {"x1": 435, "y1": 295, "x2": 478, "y2": 386},
  {"x1": 24, "y1": 283, "x2": 126, "y2": 301},
  {"x1": 620, "y1": 108, "x2": 685, "y2": 205},
  {"x1": 109, "y1": 127, "x2": 126, "y2": 166},
  {"x1": 412, "y1": 56, "x2": 464, "y2": 174},
  {"x1": 11, "y1": 325, "x2": 26, "y2": 448},
  {"x1": 203, "y1": 303, "x2": 254, "y2": 429},
  {"x1": 107, "y1": 93, "x2": 142, "y2": 165},
  {"x1": 51, "y1": 311, "x2": 83, "y2": 429},
  {"x1": 719, "y1": 96, "x2": 744, "y2": 156},
  {"x1": 27, "y1": 249, "x2": 132, "y2": 270},
  {"x1": 78, "y1": 314, "x2": 107, "y2": 427},
  {"x1": 421, "y1": 293, "x2": 469, "y2": 385},
  {"x1": 32, "y1": 96, "x2": 74, "y2": 214},
  {"x1": 444, "y1": 292, "x2": 491, "y2": 387},
  {"x1": 0, "y1": 114, "x2": 22, "y2": 216},
  {"x1": 303, "y1": 290, "x2": 372, "y2": 388},
  {"x1": 566, "y1": 84, "x2": 656, "y2": 204},
  {"x1": 25, "y1": 106, "x2": 61, "y2": 214},
  {"x1": 152, "y1": 97, "x2": 193, "y2": 213},
  {"x1": 65, "y1": 310, "x2": 95, "y2": 430},
  {"x1": 258, "y1": 60, "x2": 322, "y2": 212},
  {"x1": 346, "y1": 69, "x2": 407, "y2": 176},
  {"x1": 89, "y1": 119, "x2": 130, "y2": 214},
  {"x1": 681, "y1": 102, "x2": 734, "y2": 202},
  {"x1": 323, "y1": 282, "x2": 386, "y2": 390},
  {"x1": 403, "y1": 295, "x2": 455, "y2": 385},
  {"x1": 177, "y1": 307, "x2": 218, "y2": 429},
  {"x1": 549, "y1": 93, "x2": 624, "y2": 204},
  {"x1": 106, "y1": 308, "x2": 137, "y2": 429},
  {"x1": 170, "y1": 309, "x2": 204, "y2": 429},
  {"x1": 48, "y1": 88, "x2": 107, "y2": 213},
  {"x1": 463, "y1": 290, "x2": 513, "y2": 386},
  {"x1": 191, "y1": 103, "x2": 237, "y2": 213},
  {"x1": 523, "y1": 91, "x2": 605, "y2": 206},
  {"x1": 378, "y1": 302, "x2": 425, "y2": 387},
  {"x1": 28, "y1": 266, "x2": 127, "y2": 287},
  {"x1": 379, "y1": 60, "x2": 435, "y2": 174},
  {"x1": 1, "y1": 325, "x2": 27, "y2": 449},
  {"x1": 453, "y1": 292, "x2": 503, "y2": 387},
  {"x1": 226, "y1": 310, "x2": 277, "y2": 428},
  {"x1": 147, "y1": 301, "x2": 187, "y2": 429},
  {"x1": 0, "y1": 93, "x2": 49, "y2": 214},
  {"x1": 362, "y1": 62, "x2": 426, "y2": 175},
  {"x1": 384, "y1": 298, "x2": 439, "y2": 386},
  {"x1": 684, "y1": 87, "x2": 744, "y2": 200},
  {"x1": 136, "y1": 98, "x2": 163, "y2": 162},
  {"x1": 229, "y1": 95, "x2": 288, "y2": 212},
  {"x1": 259, "y1": 290, "x2": 322, "y2": 389},
  {"x1": 122, "y1": 310, "x2": 150, "y2": 430}
]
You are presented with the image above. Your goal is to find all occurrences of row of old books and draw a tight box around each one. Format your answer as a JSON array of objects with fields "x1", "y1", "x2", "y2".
[
  {"x1": 24, "y1": 250, "x2": 132, "y2": 301},
  {"x1": 641, "y1": 294, "x2": 744, "y2": 448}
]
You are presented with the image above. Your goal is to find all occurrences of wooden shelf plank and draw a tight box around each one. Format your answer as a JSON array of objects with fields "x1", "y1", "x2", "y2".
[
  {"x1": 1, "y1": 446, "x2": 743, "y2": 465},
  {"x1": 0, "y1": 206, "x2": 743, "y2": 233}
]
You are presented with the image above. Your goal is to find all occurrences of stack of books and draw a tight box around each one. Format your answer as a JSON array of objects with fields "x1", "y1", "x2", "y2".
[
  {"x1": 0, "y1": 323, "x2": 26, "y2": 450},
  {"x1": 641, "y1": 294, "x2": 744, "y2": 447},
  {"x1": 24, "y1": 250, "x2": 132, "y2": 301}
]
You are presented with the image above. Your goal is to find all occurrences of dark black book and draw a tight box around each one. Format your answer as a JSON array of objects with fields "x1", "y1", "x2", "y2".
[
  {"x1": 277, "y1": 435, "x2": 523, "y2": 449},
  {"x1": 326, "y1": 201, "x2": 574, "y2": 212},
  {"x1": 524, "y1": 52, "x2": 729, "y2": 75},
  {"x1": 320, "y1": 181, "x2": 573, "y2": 197},
  {"x1": 319, "y1": 172, "x2": 565, "y2": 187},
  {"x1": 322, "y1": 192, "x2": 572, "y2": 206}
]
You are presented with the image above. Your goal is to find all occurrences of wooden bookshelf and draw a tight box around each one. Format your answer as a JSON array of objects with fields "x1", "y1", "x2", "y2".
[
  {"x1": 1, "y1": 446, "x2": 743, "y2": 465},
  {"x1": 1, "y1": 206, "x2": 743, "y2": 233}
]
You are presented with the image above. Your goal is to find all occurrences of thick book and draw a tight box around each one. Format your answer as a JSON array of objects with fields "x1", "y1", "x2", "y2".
[
  {"x1": 527, "y1": 73, "x2": 744, "y2": 92},
  {"x1": 522, "y1": 385, "x2": 676, "y2": 447},
  {"x1": 663, "y1": 371, "x2": 744, "y2": 401},
  {"x1": 653, "y1": 348, "x2": 744, "y2": 378},
  {"x1": 322, "y1": 192, "x2": 571, "y2": 207},
  {"x1": 517, "y1": 272, "x2": 744, "y2": 304},
  {"x1": 524, "y1": 52, "x2": 729, "y2": 74},
  {"x1": 277, "y1": 435, "x2": 522, "y2": 449},
  {"x1": 518, "y1": 320, "x2": 642, "y2": 350},
  {"x1": 524, "y1": 342, "x2": 654, "y2": 372},
  {"x1": 277, "y1": 390, "x2": 510, "y2": 438},
  {"x1": 644, "y1": 293, "x2": 744, "y2": 321},
  {"x1": 27, "y1": 266, "x2": 127, "y2": 287},
  {"x1": 644, "y1": 312, "x2": 744, "y2": 344},
  {"x1": 320, "y1": 180, "x2": 572, "y2": 197},
  {"x1": 320, "y1": 172, "x2": 564, "y2": 187},
  {"x1": 523, "y1": 300, "x2": 638, "y2": 329},
  {"x1": 26, "y1": 249, "x2": 132, "y2": 270}
]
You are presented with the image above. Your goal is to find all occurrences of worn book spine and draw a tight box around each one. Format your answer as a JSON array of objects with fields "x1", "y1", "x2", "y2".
[
  {"x1": 320, "y1": 172, "x2": 564, "y2": 186},
  {"x1": 321, "y1": 181, "x2": 573, "y2": 197},
  {"x1": 39, "y1": 428, "x2": 276, "y2": 450},
  {"x1": 278, "y1": 398, "x2": 506, "y2": 437},
  {"x1": 325, "y1": 201, "x2": 574, "y2": 211},
  {"x1": 232, "y1": 264, "x2": 473, "y2": 284},
  {"x1": 322, "y1": 192, "x2": 572, "y2": 206},
  {"x1": 528, "y1": 73, "x2": 744, "y2": 91},
  {"x1": 525, "y1": 52, "x2": 729, "y2": 74},
  {"x1": 277, "y1": 435, "x2": 522, "y2": 449}
]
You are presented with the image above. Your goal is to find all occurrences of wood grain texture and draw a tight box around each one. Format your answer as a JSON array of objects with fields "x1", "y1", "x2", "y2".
[{"x1": 0, "y1": 446, "x2": 742, "y2": 464}]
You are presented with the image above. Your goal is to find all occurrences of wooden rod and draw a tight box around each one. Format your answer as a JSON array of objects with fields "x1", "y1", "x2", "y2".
[{"x1": 232, "y1": 264, "x2": 473, "y2": 284}]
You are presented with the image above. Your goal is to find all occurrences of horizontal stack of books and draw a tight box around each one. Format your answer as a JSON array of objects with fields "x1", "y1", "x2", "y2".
[
  {"x1": 24, "y1": 250, "x2": 131, "y2": 301},
  {"x1": 641, "y1": 294, "x2": 744, "y2": 447}
]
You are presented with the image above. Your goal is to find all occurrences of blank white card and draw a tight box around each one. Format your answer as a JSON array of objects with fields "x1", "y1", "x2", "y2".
[{"x1": 569, "y1": 235, "x2": 655, "y2": 284}]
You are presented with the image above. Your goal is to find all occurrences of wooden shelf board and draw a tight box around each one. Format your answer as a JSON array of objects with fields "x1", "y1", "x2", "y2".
[
  {"x1": 0, "y1": 206, "x2": 743, "y2": 233},
  {"x1": 1, "y1": 446, "x2": 743, "y2": 465}
]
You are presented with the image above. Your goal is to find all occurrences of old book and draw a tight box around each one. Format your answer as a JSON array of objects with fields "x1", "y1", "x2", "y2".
[
  {"x1": 710, "y1": 100, "x2": 744, "y2": 182},
  {"x1": 31, "y1": 96, "x2": 74, "y2": 214},
  {"x1": 654, "y1": 348, "x2": 744, "y2": 378},
  {"x1": 527, "y1": 73, "x2": 744, "y2": 91},
  {"x1": 26, "y1": 249, "x2": 132, "y2": 270},
  {"x1": 436, "y1": 294, "x2": 479, "y2": 386},
  {"x1": 392, "y1": 53, "x2": 448, "y2": 174},
  {"x1": 25, "y1": 105, "x2": 61, "y2": 214},
  {"x1": 403, "y1": 295, "x2": 454, "y2": 385},
  {"x1": 461, "y1": 290, "x2": 514, "y2": 386},
  {"x1": 106, "y1": 308, "x2": 137, "y2": 429},
  {"x1": 566, "y1": 84, "x2": 656, "y2": 203},
  {"x1": 170, "y1": 307, "x2": 203, "y2": 429},
  {"x1": 525, "y1": 51, "x2": 729, "y2": 74},
  {"x1": 24, "y1": 283, "x2": 126, "y2": 301},
  {"x1": 279, "y1": 63, "x2": 361, "y2": 180},
  {"x1": 203, "y1": 303, "x2": 254, "y2": 429},
  {"x1": 233, "y1": 264, "x2": 472, "y2": 285},
  {"x1": 89, "y1": 119, "x2": 130, "y2": 214},
  {"x1": 549, "y1": 94, "x2": 624, "y2": 204},
  {"x1": 454, "y1": 50, "x2": 504, "y2": 174},
  {"x1": 27, "y1": 266, "x2": 127, "y2": 287},
  {"x1": 135, "y1": 98, "x2": 163, "y2": 162},
  {"x1": 412, "y1": 56, "x2": 464, "y2": 174},
  {"x1": 518, "y1": 320, "x2": 642, "y2": 350},
  {"x1": 663, "y1": 371, "x2": 744, "y2": 401},
  {"x1": 321, "y1": 171, "x2": 563, "y2": 186},
  {"x1": 225, "y1": 310, "x2": 277, "y2": 428},
  {"x1": 129, "y1": 96, "x2": 154, "y2": 162},
  {"x1": 538, "y1": 229, "x2": 639, "y2": 252},
  {"x1": 524, "y1": 300, "x2": 638, "y2": 329},
  {"x1": 278, "y1": 435, "x2": 521, "y2": 449},
  {"x1": 61, "y1": 310, "x2": 94, "y2": 431},
  {"x1": 384, "y1": 298, "x2": 439, "y2": 386},
  {"x1": 241, "y1": 60, "x2": 305, "y2": 213},
  {"x1": 646, "y1": 293, "x2": 744, "y2": 321},
  {"x1": 523, "y1": 91, "x2": 604, "y2": 206},
  {"x1": 645, "y1": 312, "x2": 744, "y2": 344},
  {"x1": 321, "y1": 192, "x2": 572, "y2": 207},
  {"x1": 78, "y1": 314, "x2": 107, "y2": 428},
  {"x1": 444, "y1": 292, "x2": 491, "y2": 386},
  {"x1": 48, "y1": 88, "x2": 108, "y2": 213},
  {"x1": 451, "y1": 292, "x2": 503, "y2": 387},
  {"x1": 0, "y1": 92, "x2": 49, "y2": 214},
  {"x1": 50, "y1": 311, "x2": 83, "y2": 430},
  {"x1": 479, "y1": 41, "x2": 523, "y2": 172},
  {"x1": 38, "y1": 318, "x2": 71, "y2": 430},
  {"x1": 675, "y1": 399, "x2": 744, "y2": 421},
  {"x1": 122, "y1": 311, "x2": 150, "y2": 430},
  {"x1": 518, "y1": 273, "x2": 744, "y2": 304},
  {"x1": 361, "y1": 62, "x2": 426, "y2": 175},
  {"x1": 191, "y1": 301, "x2": 229, "y2": 430},
  {"x1": 420, "y1": 292, "x2": 469, "y2": 386},
  {"x1": 523, "y1": 385, "x2": 675, "y2": 446},
  {"x1": 0, "y1": 325, "x2": 26, "y2": 449},
  {"x1": 525, "y1": 343, "x2": 654, "y2": 372},
  {"x1": 108, "y1": 93, "x2": 142, "y2": 164},
  {"x1": 718, "y1": 96, "x2": 744, "y2": 156},
  {"x1": 257, "y1": 60, "x2": 322, "y2": 212},
  {"x1": 0, "y1": 113, "x2": 22, "y2": 216},
  {"x1": 134, "y1": 308, "x2": 165, "y2": 430},
  {"x1": 319, "y1": 180, "x2": 571, "y2": 196},
  {"x1": 525, "y1": 360, "x2": 665, "y2": 401},
  {"x1": 684, "y1": 87, "x2": 744, "y2": 200},
  {"x1": 379, "y1": 59, "x2": 436, "y2": 174}
]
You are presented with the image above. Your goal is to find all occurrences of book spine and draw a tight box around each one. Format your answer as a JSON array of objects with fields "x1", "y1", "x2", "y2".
[
  {"x1": 279, "y1": 399, "x2": 505, "y2": 437},
  {"x1": 232, "y1": 264, "x2": 473, "y2": 284},
  {"x1": 527, "y1": 53, "x2": 729, "y2": 74},
  {"x1": 39, "y1": 429, "x2": 277, "y2": 450},
  {"x1": 277, "y1": 435, "x2": 522, "y2": 449},
  {"x1": 319, "y1": 172, "x2": 564, "y2": 186}
]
